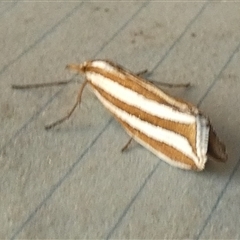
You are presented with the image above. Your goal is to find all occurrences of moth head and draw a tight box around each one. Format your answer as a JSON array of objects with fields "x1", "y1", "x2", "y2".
[{"x1": 66, "y1": 62, "x2": 88, "y2": 73}]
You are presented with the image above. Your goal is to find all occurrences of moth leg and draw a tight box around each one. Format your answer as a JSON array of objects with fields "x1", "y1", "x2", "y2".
[
  {"x1": 150, "y1": 80, "x2": 191, "y2": 88},
  {"x1": 121, "y1": 137, "x2": 134, "y2": 152},
  {"x1": 45, "y1": 80, "x2": 88, "y2": 130},
  {"x1": 136, "y1": 69, "x2": 148, "y2": 77},
  {"x1": 135, "y1": 69, "x2": 190, "y2": 88}
]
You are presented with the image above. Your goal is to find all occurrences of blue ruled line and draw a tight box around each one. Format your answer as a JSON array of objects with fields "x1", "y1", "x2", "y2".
[
  {"x1": 9, "y1": 2, "x2": 150, "y2": 239},
  {"x1": 0, "y1": 2, "x2": 84, "y2": 152},
  {"x1": 0, "y1": 1, "x2": 84, "y2": 77},
  {"x1": 0, "y1": 1, "x2": 148, "y2": 154},
  {"x1": 195, "y1": 41, "x2": 240, "y2": 239},
  {"x1": 106, "y1": 161, "x2": 161, "y2": 239},
  {"x1": 10, "y1": 118, "x2": 114, "y2": 240},
  {"x1": 0, "y1": 1, "x2": 18, "y2": 19},
  {"x1": 198, "y1": 41, "x2": 240, "y2": 107},
  {"x1": 106, "y1": 8, "x2": 240, "y2": 240},
  {"x1": 105, "y1": 2, "x2": 210, "y2": 238},
  {"x1": 195, "y1": 158, "x2": 240, "y2": 239},
  {"x1": 5, "y1": 1, "x2": 239, "y2": 239}
]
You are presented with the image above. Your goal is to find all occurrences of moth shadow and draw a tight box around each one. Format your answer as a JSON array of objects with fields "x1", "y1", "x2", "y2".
[{"x1": 204, "y1": 160, "x2": 228, "y2": 174}]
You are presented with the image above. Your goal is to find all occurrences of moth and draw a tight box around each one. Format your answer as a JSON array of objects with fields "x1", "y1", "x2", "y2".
[{"x1": 12, "y1": 60, "x2": 227, "y2": 171}]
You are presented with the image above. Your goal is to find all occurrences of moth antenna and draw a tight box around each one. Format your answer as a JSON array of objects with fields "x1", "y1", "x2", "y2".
[{"x1": 11, "y1": 80, "x2": 73, "y2": 89}]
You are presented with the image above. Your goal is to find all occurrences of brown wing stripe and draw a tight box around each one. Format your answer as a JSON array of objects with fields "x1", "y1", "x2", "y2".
[
  {"x1": 86, "y1": 66, "x2": 177, "y2": 108},
  {"x1": 116, "y1": 116, "x2": 197, "y2": 170},
  {"x1": 90, "y1": 83, "x2": 197, "y2": 155}
]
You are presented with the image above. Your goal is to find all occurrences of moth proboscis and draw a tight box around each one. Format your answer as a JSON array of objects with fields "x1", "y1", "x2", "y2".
[{"x1": 12, "y1": 60, "x2": 227, "y2": 171}]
